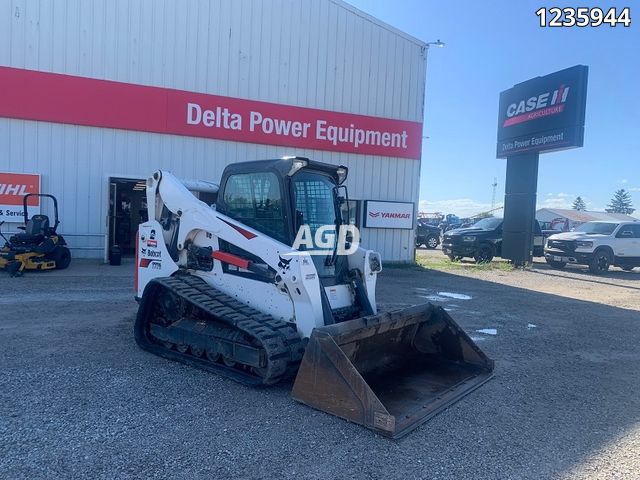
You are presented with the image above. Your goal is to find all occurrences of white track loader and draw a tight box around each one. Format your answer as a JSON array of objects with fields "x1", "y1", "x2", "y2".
[{"x1": 134, "y1": 157, "x2": 493, "y2": 438}]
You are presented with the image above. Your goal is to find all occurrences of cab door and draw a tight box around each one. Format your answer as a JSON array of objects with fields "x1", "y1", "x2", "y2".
[
  {"x1": 614, "y1": 224, "x2": 638, "y2": 258},
  {"x1": 629, "y1": 224, "x2": 640, "y2": 258}
]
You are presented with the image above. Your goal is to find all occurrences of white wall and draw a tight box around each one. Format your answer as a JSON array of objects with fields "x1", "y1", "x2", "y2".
[{"x1": 0, "y1": 0, "x2": 426, "y2": 261}]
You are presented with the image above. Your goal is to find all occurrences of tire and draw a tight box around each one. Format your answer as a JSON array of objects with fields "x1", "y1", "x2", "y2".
[
  {"x1": 545, "y1": 258, "x2": 566, "y2": 269},
  {"x1": 621, "y1": 266, "x2": 635, "y2": 272},
  {"x1": 474, "y1": 244, "x2": 495, "y2": 264},
  {"x1": 426, "y1": 235, "x2": 439, "y2": 249},
  {"x1": 588, "y1": 249, "x2": 611, "y2": 275},
  {"x1": 51, "y1": 246, "x2": 71, "y2": 270},
  {"x1": 447, "y1": 254, "x2": 463, "y2": 262},
  {"x1": 415, "y1": 239, "x2": 424, "y2": 249}
]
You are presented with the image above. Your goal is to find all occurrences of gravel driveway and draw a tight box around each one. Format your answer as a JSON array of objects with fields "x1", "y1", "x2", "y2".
[{"x1": 1, "y1": 258, "x2": 639, "y2": 479}]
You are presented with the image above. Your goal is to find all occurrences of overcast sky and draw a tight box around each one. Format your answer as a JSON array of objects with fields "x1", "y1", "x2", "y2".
[{"x1": 347, "y1": 0, "x2": 639, "y2": 217}]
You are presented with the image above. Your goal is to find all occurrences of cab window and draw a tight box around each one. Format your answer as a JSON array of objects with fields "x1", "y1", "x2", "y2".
[{"x1": 222, "y1": 172, "x2": 287, "y2": 244}]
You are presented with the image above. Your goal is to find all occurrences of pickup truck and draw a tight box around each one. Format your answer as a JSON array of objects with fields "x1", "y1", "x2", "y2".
[
  {"x1": 544, "y1": 221, "x2": 640, "y2": 274},
  {"x1": 415, "y1": 220, "x2": 441, "y2": 249},
  {"x1": 442, "y1": 217, "x2": 544, "y2": 263}
]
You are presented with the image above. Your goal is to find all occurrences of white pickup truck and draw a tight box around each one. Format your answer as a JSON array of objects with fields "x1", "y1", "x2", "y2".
[{"x1": 544, "y1": 220, "x2": 640, "y2": 274}]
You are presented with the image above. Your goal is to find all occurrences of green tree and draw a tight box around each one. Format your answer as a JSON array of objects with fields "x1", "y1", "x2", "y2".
[
  {"x1": 606, "y1": 189, "x2": 635, "y2": 215},
  {"x1": 572, "y1": 196, "x2": 586, "y2": 211}
]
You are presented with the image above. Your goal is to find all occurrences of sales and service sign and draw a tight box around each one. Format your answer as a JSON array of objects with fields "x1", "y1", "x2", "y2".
[
  {"x1": 363, "y1": 201, "x2": 414, "y2": 229},
  {"x1": 496, "y1": 65, "x2": 588, "y2": 158},
  {"x1": 0, "y1": 67, "x2": 422, "y2": 160},
  {"x1": 0, "y1": 172, "x2": 40, "y2": 222}
]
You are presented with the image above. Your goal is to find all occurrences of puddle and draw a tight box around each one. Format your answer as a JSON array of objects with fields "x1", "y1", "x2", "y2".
[
  {"x1": 476, "y1": 328, "x2": 497, "y2": 335},
  {"x1": 437, "y1": 292, "x2": 472, "y2": 300},
  {"x1": 419, "y1": 295, "x2": 450, "y2": 302},
  {"x1": 527, "y1": 323, "x2": 537, "y2": 329}
]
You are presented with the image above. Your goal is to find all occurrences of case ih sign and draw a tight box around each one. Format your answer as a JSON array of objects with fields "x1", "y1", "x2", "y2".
[
  {"x1": 363, "y1": 200, "x2": 414, "y2": 229},
  {"x1": 0, "y1": 67, "x2": 422, "y2": 160},
  {"x1": 0, "y1": 172, "x2": 40, "y2": 221},
  {"x1": 496, "y1": 65, "x2": 588, "y2": 158}
]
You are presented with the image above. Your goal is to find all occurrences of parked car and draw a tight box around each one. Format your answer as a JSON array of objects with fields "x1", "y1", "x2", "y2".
[
  {"x1": 544, "y1": 220, "x2": 640, "y2": 274},
  {"x1": 415, "y1": 220, "x2": 441, "y2": 249},
  {"x1": 442, "y1": 217, "x2": 544, "y2": 263}
]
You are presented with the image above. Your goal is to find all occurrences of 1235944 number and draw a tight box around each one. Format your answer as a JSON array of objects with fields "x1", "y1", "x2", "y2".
[{"x1": 536, "y1": 7, "x2": 631, "y2": 27}]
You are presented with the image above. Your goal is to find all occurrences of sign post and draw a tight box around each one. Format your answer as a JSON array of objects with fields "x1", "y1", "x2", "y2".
[{"x1": 496, "y1": 65, "x2": 588, "y2": 265}]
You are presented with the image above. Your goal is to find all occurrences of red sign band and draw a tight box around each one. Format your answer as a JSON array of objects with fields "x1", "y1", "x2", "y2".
[{"x1": 0, "y1": 67, "x2": 422, "y2": 160}]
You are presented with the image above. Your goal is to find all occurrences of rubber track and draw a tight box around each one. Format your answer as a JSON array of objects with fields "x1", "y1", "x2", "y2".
[{"x1": 135, "y1": 274, "x2": 305, "y2": 386}]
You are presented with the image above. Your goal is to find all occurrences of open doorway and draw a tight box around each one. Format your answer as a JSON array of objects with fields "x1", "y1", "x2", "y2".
[{"x1": 108, "y1": 178, "x2": 147, "y2": 256}]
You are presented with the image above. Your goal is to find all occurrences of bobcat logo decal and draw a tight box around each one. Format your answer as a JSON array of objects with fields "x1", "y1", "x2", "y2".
[{"x1": 278, "y1": 255, "x2": 292, "y2": 271}]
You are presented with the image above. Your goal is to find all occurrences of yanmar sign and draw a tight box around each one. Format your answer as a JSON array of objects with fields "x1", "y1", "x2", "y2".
[
  {"x1": 0, "y1": 172, "x2": 40, "y2": 221},
  {"x1": 364, "y1": 201, "x2": 414, "y2": 229},
  {"x1": 0, "y1": 67, "x2": 422, "y2": 160},
  {"x1": 497, "y1": 65, "x2": 588, "y2": 158}
]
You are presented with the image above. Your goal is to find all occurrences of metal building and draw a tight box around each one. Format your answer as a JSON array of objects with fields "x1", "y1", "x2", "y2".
[{"x1": 0, "y1": 0, "x2": 426, "y2": 262}]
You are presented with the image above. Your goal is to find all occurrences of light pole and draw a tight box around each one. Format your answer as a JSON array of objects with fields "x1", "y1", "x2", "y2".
[{"x1": 426, "y1": 39, "x2": 445, "y2": 49}]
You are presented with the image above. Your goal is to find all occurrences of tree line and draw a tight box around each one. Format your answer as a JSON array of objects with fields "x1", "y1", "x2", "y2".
[{"x1": 571, "y1": 190, "x2": 635, "y2": 214}]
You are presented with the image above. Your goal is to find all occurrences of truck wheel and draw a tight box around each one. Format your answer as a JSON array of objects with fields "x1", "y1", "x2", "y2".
[
  {"x1": 426, "y1": 235, "x2": 439, "y2": 249},
  {"x1": 52, "y1": 246, "x2": 71, "y2": 270},
  {"x1": 415, "y1": 240, "x2": 424, "y2": 249},
  {"x1": 545, "y1": 258, "x2": 566, "y2": 269},
  {"x1": 474, "y1": 244, "x2": 495, "y2": 264},
  {"x1": 447, "y1": 254, "x2": 462, "y2": 262},
  {"x1": 588, "y1": 249, "x2": 611, "y2": 275}
]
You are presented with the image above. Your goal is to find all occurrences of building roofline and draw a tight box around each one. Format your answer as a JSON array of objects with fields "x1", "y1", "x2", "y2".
[{"x1": 331, "y1": 0, "x2": 427, "y2": 47}]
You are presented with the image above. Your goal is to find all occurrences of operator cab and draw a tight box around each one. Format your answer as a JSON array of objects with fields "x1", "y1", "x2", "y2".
[{"x1": 216, "y1": 157, "x2": 350, "y2": 272}]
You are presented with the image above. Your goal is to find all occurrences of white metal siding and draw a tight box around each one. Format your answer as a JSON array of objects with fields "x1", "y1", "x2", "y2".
[{"x1": 0, "y1": 0, "x2": 426, "y2": 261}]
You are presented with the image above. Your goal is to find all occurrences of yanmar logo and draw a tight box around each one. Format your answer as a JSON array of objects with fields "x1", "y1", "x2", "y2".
[
  {"x1": 369, "y1": 211, "x2": 410, "y2": 219},
  {"x1": 504, "y1": 84, "x2": 570, "y2": 127}
]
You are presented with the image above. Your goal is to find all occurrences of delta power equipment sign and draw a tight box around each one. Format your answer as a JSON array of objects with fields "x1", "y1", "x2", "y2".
[
  {"x1": 0, "y1": 67, "x2": 422, "y2": 160},
  {"x1": 497, "y1": 65, "x2": 588, "y2": 158},
  {"x1": 0, "y1": 172, "x2": 40, "y2": 221}
]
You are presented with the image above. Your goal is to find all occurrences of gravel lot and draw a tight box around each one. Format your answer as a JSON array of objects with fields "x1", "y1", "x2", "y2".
[{"x1": 1, "y1": 256, "x2": 639, "y2": 479}]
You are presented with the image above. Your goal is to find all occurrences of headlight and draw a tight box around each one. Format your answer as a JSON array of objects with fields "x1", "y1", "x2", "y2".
[
  {"x1": 462, "y1": 236, "x2": 475, "y2": 242},
  {"x1": 576, "y1": 241, "x2": 593, "y2": 249}
]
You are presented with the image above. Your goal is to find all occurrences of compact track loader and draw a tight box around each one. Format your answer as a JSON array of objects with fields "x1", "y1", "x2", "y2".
[
  {"x1": 134, "y1": 157, "x2": 493, "y2": 438},
  {"x1": 0, "y1": 194, "x2": 71, "y2": 276}
]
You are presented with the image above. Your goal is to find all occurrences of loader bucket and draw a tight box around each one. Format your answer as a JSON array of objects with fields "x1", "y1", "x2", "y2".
[{"x1": 291, "y1": 303, "x2": 494, "y2": 438}]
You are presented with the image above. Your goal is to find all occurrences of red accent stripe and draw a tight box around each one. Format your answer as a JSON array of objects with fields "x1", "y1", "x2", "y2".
[
  {"x1": 0, "y1": 66, "x2": 423, "y2": 160},
  {"x1": 139, "y1": 258, "x2": 153, "y2": 268},
  {"x1": 503, "y1": 104, "x2": 565, "y2": 127},
  {"x1": 134, "y1": 235, "x2": 139, "y2": 291},
  {"x1": 212, "y1": 251, "x2": 251, "y2": 270},
  {"x1": 219, "y1": 218, "x2": 258, "y2": 240}
]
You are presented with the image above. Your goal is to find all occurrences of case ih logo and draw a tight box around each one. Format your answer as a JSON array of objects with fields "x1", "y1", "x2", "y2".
[
  {"x1": 369, "y1": 211, "x2": 410, "y2": 219},
  {"x1": 503, "y1": 84, "x2": 570, "y2": 127}
]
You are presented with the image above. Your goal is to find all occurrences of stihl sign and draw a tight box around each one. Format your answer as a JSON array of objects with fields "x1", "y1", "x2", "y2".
[
  {"x1": 364, "y1": 201, "x2": 414, "y2": 229},
  {"x1": 0, "y1": 67, "x2": 422, "y2": 160},
  {"x1": 497, "y1": 65, "x2": 588, "y2": 158},
  {"x1": 0, "y1": 172, "x2": 40, "y2": 221}
]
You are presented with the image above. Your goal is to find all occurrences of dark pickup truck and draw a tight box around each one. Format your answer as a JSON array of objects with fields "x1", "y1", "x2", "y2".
[
  {"x1": 415, "y1": 220, "x2": 441, "y2": 249},
  {"x1": 441, "y1": 217, "x2": 544, "y2": 263}
]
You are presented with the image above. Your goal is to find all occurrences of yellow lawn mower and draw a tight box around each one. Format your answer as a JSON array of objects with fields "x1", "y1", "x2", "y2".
[{"x1": 0, "y1": 194, "x2": 71, "y2": 276}]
